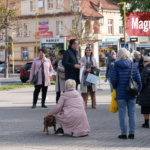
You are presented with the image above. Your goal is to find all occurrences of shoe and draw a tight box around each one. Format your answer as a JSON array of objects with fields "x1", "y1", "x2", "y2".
[
  {"x1": 142, "y1": 123, "x2": 149, "y2": 128},
  {"x1": 118, "y1": 135, "x2": 127, "y2": 139},
  {"x1": 32, "y1": 104, "x2": 36, "y2": 109},
  {"x1": 128, "y1": 134, "x2": 134, "y2": 139},
  {"x1": 92, "y1": 107, "x2": 96, "y2": 109},
  {"x1": 41, "y1": 104, "x2": 47, "y2": 108},
  {"x1": 55, "y1": 128, "x2": 64, "y2": 136}
]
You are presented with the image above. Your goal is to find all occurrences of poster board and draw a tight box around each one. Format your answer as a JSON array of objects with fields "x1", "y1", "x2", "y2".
[
  {"x1": 98, "y1": 41, "x2": 118, "y2": 70},
  {"x1": 136, "y1": 43, "x2": 150, "y2": 57}
]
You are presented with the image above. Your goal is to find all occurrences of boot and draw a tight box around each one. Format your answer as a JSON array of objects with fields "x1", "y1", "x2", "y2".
[{"x1": 142, "y1": 119, "x2": 149, "y2": 128}]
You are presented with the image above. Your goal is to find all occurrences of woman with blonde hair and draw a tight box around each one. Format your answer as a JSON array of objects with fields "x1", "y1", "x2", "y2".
[
  {"x1": 80, "y1": 47, "x2": 97, "y2": 109},
  {"x1": 45, "y1": 79, "x2": 90, "y2": 137},
  {"x1": 111, "y1": 48, "x2": 142, "y2": 139}
]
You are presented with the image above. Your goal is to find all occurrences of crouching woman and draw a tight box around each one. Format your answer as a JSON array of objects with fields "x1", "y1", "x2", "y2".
[{"x1": 45, "y1": 79, "x2": 90, "y2": 137}]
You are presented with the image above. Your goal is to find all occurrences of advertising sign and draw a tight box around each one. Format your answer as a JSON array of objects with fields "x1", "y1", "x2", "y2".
[
  {"x1": 39, "y1": 19, "x2": 49, "y2": 25},
  {"x1": 38, "y1": 25, "x2": 49, "y2": 32},
  {"x1": 35, "y1": 31, "x2": 53, "y2": 39},
  {"x1": 136, "y1": 43, "x2": 150, "y2": 57},
  {"x1": 98, "y1": 41, "x2": 118, "y2": 70}
]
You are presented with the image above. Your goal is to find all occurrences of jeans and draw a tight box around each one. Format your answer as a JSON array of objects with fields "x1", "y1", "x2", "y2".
[
  {"x1": 117, "y1": 99, "x2": 136, "y2": 135},
  {"x1": 108, "y1": 78, "x2": 113, "y2": 93}
]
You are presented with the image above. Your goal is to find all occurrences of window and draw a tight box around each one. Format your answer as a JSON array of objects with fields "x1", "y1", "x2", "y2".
[
  {"x1": 56, "y1": 21, "x2": 63, "y2": 35},
  {"x1": 30, "y1": 1, "x2": 36, "y2": 11},
  {"x1": 56, "y1": 0, "x2": 62, "y2": 8},
  {"x1": 17, "y1": 25, "x2": 22, "y2": 37},
  {"x1": 119, "y1": 20, "x2": 124, "y2": 35},
  {"x1": 24, "y1": 23, "x2": 30, "y2": 37},
  {"x1": 72, "y1": 20, "x2": 75, "y2": 29},
  {"x1": 48, "y1": 0, "x2": 53, "y2": 9},
  {"x1": 108, "y1": 19, "x2": 113, "y2": 35},
  {"x1": 22, "y1": 47, "x2": 28, "y2": 60}
]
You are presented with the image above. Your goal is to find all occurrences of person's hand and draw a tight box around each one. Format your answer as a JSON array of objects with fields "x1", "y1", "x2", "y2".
[
  {"x1": 29, "y1": 79, "x2": 32, "y2": 84},
  {"x1": 106, "y1": 78, "x2": 108, "y2": 80},
  {"x1": 52, "y1": 61, "x2": 55, "y2": 65},
  {"x1": 111, "y1": 63, "x2": 114, "y2": 66},
  {"x1": 44, "y1": 114, "x2": 48, "y2": 118},
  {"x1": 75, "y1": 64, "x2": 81, "y2": 69},
  {"x1": 93, "y1": 65, "x2": 97, "y2": 68},
  {"x1": 86, "y1": 68, "x2": 91, "y2": 72},
  {"x1": 82, "y1": 63, "x2": 84, "y2": 66}
]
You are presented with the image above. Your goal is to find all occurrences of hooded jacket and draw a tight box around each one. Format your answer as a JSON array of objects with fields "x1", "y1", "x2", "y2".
[
  {"x1": 106, "y1": 58, "x2": 116, "y2": 78},
  {"x1": 111, "y1": 59, "x2": 142, "y2": 100}
]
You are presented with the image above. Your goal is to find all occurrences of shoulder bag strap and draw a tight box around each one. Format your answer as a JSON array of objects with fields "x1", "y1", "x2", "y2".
[
  {"x1": 130, "y1": 62, "x2": 133, "y2": 77},
  {"x1": 38, "y1": 61, "x2": 44, "y2": 72}
]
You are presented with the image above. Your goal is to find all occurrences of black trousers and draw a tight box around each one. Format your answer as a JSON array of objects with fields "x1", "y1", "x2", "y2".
[
  {"x1": 56, "y1": 91, "x2": 64, "y2": 103},
  {"x1": 33, "y1": 81, "x2": 48, "y2": 105}
]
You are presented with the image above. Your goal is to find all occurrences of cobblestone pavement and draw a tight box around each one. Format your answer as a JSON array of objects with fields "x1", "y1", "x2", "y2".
[{"x1": 0, "y1": 82, "x2": 150, "y2": 150}]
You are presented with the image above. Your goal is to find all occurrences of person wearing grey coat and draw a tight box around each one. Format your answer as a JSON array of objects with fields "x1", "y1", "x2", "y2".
[{"x1": 55, "y1": 50, "x2": 65, "y2": 103}]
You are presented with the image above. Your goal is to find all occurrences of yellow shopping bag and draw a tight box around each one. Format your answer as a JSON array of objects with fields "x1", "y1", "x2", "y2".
[{"x1": 110, "y1": 89, "x2": 118, "y2": 113}]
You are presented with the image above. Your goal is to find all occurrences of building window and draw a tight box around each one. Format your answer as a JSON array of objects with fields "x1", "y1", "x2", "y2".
[
  {"x1": 17, "y1": 25, "x2": 22, "y2": 37},
  {"x1": 48, "y1": 0, "x2": 53, "y2": 9},
  {"x1": 108, "y1": 19, "x2": 113, "y2": 35},
  {"x1": 30, "y1": 1, "x2": 36, "y2": 11},
  {"x1": 22, "y1": 47, "x2": 28, "y2": 60},
  {"x1": 119, "y1": 20, "x2": 124, "y2": 35},
  {"x1": 56, "y1": 21, "x2": 63, "y2": 35},
  {"x1": 24, "y1": 23, "x2": 30, "y2": 37},
  {"x1": 56, "y1": 0, "x2": 62, "y2": 9}
]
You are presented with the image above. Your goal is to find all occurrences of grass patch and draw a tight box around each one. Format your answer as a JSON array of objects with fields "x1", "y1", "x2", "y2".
[
  {"x1": 100, "y1": 77, "x2": 106, "y2": 79},
  {"x1": 0, "y1": 81, "x2": 55, "y2": 91}
]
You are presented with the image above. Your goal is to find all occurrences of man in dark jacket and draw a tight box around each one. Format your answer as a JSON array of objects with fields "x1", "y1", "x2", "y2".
[
  {"x1": 62, "y1": 39, "x2": 81, "y2": 90},
  {"x1": 133, "y1": 51, "x2": 144, "y2": 75}
]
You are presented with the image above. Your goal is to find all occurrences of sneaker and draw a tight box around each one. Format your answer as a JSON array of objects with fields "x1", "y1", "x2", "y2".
[
  {"x1": 55, "y1": 128, "x2": 64, "y2": 136},
  {"x1": 118, "y1": 135, "x2": 127, "y2": 139}
]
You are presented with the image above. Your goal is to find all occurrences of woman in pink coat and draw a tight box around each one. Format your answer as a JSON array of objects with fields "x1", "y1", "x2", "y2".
[{"x1": 45, "y1": 79, "x2": 90, "y2": 137}]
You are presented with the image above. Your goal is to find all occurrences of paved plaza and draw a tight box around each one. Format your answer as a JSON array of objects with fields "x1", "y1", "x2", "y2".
[{"x1": 0, "y1": 82, "x2": 150, "y2": 150}]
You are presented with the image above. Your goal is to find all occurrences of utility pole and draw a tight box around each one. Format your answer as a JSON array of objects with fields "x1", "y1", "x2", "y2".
[{"x1": 4, "y1": 0, "x2": 9, "y2": 78}]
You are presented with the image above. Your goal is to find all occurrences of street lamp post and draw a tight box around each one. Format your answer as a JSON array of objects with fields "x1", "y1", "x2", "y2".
[
  {"x1": 11, "y1": 32, "x2": 16, "y2": 74},
  {"x1": 118, "y1": 2, "x2": 126, "y2": 44},
  {"x1": 35, "y1": 12, "x2": 40, "y2": 57}
]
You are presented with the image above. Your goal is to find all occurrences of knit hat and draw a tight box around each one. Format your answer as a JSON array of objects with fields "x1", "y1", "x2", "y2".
[{"x1": 111, "y1": 51, "x2": 116, "y2": 55}]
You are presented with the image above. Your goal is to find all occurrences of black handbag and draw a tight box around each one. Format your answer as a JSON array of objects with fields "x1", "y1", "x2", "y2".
[
  {"x1": 31, "y1": 62, "x2": 44, "y2": 85},
  {"x1": 126, "y1": 62, "x2": 139, "y2": 96}
]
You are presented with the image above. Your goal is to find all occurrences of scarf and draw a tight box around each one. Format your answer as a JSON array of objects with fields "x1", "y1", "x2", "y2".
[{"x1": 83, "y1": 56, "x2": 93, "y2": 86}]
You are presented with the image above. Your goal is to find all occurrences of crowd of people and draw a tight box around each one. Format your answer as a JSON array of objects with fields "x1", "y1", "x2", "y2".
[{"x1": 29, "y1": 39, "x2": 150, "y2": 139}]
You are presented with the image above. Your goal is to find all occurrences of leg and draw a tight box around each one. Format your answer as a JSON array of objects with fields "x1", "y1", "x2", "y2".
[
  {"x1": 55, "y1": 117, "x2": 62, "y2": 129},
  {"x1": 108, "y1": 78, "x2": 113, "y2": 93},
  {"x1": 89, "y1": 86, "x2": 96, "y2": 108},
  {"x1": 54, "y1": 124, "x2": 56, "y2": 132},
  {"x1": 33, "y1": 85, "x2": 42, "y2": 105},
  {"x1": 117, "y1": 99, "x2": 127, "y2": 135},
  {"x1": 56, "y1": 91, "x2": 61, "y2": 103},
  {"x1": 127, "y1": 98, "x2": 136, "y2": 135},
  {"x1": 144, "y1": 114, "x2": 149, "y2": 119},
  {"x1": 41, "y1": 82, "x2": 48, "y2": 105},
  {"x1": 81, "y1": 92, "x2": 88, "y2": 108}
]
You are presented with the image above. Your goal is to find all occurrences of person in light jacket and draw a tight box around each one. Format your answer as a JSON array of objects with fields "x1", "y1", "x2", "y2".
[
  {"x1": 45, "y1": 79, "x2": 90, "y2": 137},
  {"x1": 139, "y1": 57, "x2": 150, "y2": 128},
  {"x1": 111, "y1": 48, "x2": 142, "y2": 140},
  {"x1": 55, "y1": 50, "x2": 65, "y2": 103},
  {"x1": 30, "y1": 48, "x2": 53, "y2": 109},
  {"x1": 105, "y1": 51, "x2": 116, "y2": 93},
  {"x1": 80, "y1": 47, "x2": 97, "y2": 109}
]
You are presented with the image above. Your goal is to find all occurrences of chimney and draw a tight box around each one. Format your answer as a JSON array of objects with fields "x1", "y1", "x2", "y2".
[{"x1": 98, "y1": 0, "x2": 101, "y2": 7}]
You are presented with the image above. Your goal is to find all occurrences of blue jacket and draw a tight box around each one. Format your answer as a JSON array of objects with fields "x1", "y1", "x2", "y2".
[
  {"x1": 110, "y1": 59, "x2": 142, "y2": 100},
  {"x1": 62, "y1": 46, "x2": 80, "y2": 84},
  {"x1": 106, "y1": 58, "x2": 116, "y2": 78}
]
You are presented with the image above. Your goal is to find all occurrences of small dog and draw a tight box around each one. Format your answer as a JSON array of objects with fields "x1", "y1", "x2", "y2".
[{"x1": 43, "y1": 115, "x2": 56, "y2": 135}]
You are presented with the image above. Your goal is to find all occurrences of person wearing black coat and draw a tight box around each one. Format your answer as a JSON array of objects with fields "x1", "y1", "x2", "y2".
[
  {"x1": 139, "y1": 57, "x2": 150, "y2": 128},
  {"x1": 62, "y1": 39, "x2": 81, "y2": 90}
]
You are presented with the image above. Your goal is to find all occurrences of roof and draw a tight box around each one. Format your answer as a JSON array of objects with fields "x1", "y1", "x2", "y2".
[{"x1": 101, "y1": 0, "x2": 119, "y2": 9}]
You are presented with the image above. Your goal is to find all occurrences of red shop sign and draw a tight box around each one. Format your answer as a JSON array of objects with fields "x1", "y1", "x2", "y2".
[
  {"x1": 126, "y1": 12, "x2": 150, "y2": 36},
  {"x1": 35, "y1": 32, "x2": 53, "y2": 39},
  {"x1": 38, "y1": 25, "x2": 49, "y2": 32}
]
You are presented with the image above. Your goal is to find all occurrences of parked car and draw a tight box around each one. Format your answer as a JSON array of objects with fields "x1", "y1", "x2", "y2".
[
  {"x1": 20, "y1": 62, "x2": 32, "y2": 83},
  {"x1": 0, "y1": 64, "x2": 13, "y2": 73},
  {"x1": 15, "y1": 65, "x2": 25, "y2": 73}
]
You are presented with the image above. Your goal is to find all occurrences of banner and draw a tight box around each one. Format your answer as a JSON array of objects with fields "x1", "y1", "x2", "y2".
[{"x1": 98, "y1": 41, "x2": 118, "y2": 70}]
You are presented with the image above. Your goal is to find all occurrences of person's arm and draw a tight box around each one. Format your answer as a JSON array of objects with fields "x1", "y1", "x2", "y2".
[
  {"x1": 46, "y1": 95, "x2": 65, "y2": 116},
  {"x1": 110, "y1": 65, "x2": 118, "y2": 89},
  {"x1": 29, "y1": 60, "x2": 35, "y2": 82},
  {"x1": 62, "y1": 51, "x2": 75, "y2": 69},
  {"x1": 49, "y1": 60, "x2": 53, "y2": 77},
  {"x1": 106, "y1": 61, "x2": 109, "y2": 79}
]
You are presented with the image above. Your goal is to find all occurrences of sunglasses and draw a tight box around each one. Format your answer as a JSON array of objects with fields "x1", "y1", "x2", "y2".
[{"x1": 143, "y1": 61, "x2": 149, "y2": 63}]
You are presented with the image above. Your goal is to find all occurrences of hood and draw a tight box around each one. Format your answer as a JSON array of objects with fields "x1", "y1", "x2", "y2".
[
  {"x1": 115, "y1": 59, "x2": 132, "y2": 69},
  {"x1": 63, "y1": 90, "x2": 79, "y2": 98}
]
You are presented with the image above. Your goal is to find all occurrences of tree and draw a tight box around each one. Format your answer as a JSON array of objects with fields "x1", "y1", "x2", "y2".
[
  {"x1": 0, "y1": 0, "x2": 20, "y2": 78},
  {"x1": 63, "y1": 0, "x2": 103, "y2": 58}
]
